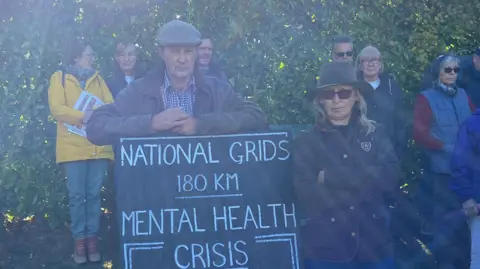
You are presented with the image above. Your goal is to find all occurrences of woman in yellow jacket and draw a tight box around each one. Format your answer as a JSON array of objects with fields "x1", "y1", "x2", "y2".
[{"x1": 48, "y1": 40, "x2": 113, "y2": 264}]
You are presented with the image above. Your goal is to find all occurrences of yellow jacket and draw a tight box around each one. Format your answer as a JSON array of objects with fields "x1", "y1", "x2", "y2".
[{"x1": 48, "y1": 70, "x2": 114, "y2": 163}]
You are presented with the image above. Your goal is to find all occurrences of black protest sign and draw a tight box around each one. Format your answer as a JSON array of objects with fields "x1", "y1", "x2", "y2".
[{"x1": 115, "y1": 132, "x2": 301, "y2": 269}]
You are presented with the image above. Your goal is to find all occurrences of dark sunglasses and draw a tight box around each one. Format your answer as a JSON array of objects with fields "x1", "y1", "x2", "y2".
[
  {"x1": 444, "y1": 67, "x2": 460, "y2": 74},
  {"x1": 319, "y1": 89, "x2": 353, "y2": 100},
  {"x1": 335, "y1": 51, "x2": 354, "y2": 58}
]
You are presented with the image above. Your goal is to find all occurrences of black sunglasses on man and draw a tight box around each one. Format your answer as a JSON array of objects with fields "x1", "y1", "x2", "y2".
[{"x1": 335, "y1": 51, "x2": 354, "y2": 58}]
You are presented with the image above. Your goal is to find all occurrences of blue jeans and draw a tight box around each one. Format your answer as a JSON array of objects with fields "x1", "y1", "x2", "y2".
[
  {"x1": 64, "y1": 159, "x2": 109, "y2": 239},
  {"x1": 304, "y1": 257, "x2": 395, "y2": 269}
]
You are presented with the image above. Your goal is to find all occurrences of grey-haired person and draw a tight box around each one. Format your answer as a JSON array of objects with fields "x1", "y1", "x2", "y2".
[
  {"x1": 355, "y1": 46, "x2": 407, "y2": 159},
  {"x1": 86, "y1": 20, "x2": 267, "y2": 145},
  {"x1": 413, "y1": 54, "x2": 475, "y2": 269}
]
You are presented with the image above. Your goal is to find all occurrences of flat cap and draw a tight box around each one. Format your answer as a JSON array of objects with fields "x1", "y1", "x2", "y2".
[{"x1": 155, "y1": 20, "x2": 201, "y2": 46}]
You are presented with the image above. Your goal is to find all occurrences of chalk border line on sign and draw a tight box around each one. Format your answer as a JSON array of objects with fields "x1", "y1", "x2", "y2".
[
  {"x1": 120, "y1": 132, "x2": 290, "y2": 142},
  {"x1": 123, "y1": 242, "x2": 164, "y2": 269},
  {"x1": 121, "y1": 132, "x2": 296, "y2": 268},
  {"x1": 255, "y1": 233, "x2": 300, "y2": 269},
  {"x1": 123, "y1": 233, "x2": 299, "y2": 269}
]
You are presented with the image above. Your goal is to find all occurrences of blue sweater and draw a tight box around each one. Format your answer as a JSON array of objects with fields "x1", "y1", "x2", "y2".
[{"x1": 450, "y1": 109, "x2": 480, "y2": 202}]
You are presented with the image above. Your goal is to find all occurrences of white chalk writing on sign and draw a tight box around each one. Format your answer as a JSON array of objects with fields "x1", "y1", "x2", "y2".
[
  {"x1": 118, "y1": 133, "x2": 300, "y2": 269},
  {"x1": 121, "y1": 203, "x2": 297, "y2": 236},
  {"x1": 120, "y1": 138, "x2": 290, "y2": 166}
]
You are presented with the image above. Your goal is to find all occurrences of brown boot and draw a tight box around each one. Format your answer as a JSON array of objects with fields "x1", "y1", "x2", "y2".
[
  {"x1": 86, "y1": 236, "x2": 101, "y2": 262},
  {"x1": 73, "y1": 238, "x2": 87, "y2": 264}
]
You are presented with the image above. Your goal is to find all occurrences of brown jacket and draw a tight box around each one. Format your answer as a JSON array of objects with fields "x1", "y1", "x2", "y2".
[
  {"x1": 86, "y1": 65, "x2": 267, "y2": 145},
  {"x1": 293, "y1": 118, "x2": 400, "y2": 262}
]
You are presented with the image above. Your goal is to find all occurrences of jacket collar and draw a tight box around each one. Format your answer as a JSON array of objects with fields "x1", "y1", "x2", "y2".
[
  {"x1": 164, "y1": 70, "x2": 196, "y2": 93},
  {"x1": 357, "y1": 71, "x2": 393, "y2": 83},
  {"x1": 316, "y1": 111, "x2": 361, "y2": 132},
  {"x1": 137, "y1": 63, "x2": 207, "y2": 98},
  {"x1": 64, "y1": 70, "x2": 100, "y2": 88},
  {"x1": 314, "y1": 112, "x2": 364, "y2": 151}
]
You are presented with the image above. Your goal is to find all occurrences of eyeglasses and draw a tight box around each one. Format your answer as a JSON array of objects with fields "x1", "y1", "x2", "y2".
[
  {"x1": 444, "y1": 67, "x2": 460, "y2": 74},
  {"x1": 319, "y1": 89, "x2": 353, "y2": 100},
  {"x1": 361, "y1": 59, "x2": 381, "y2": 65},
  {"x1": 335, "y1": 51, "x2": 354, "y2": 58}
]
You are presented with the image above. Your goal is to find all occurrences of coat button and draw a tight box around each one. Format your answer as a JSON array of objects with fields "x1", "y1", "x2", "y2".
[
  {"x1": 349, "y1": 206, "x2": 354, "y2": 210},
  {"x1": 351, "y1": 232, "x2": 356, "y2": 237},
  {"x1": 331, "y1": 218, "x2": 335, "y2": 222},
  {"x1": 343, "y1": 154, "x2": 348, "y2": 158}
]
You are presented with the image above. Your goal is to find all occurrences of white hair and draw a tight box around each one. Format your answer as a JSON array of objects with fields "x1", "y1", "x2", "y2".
[{"x1": 439, "y1": 56, "x2": 460, "y2": 70}]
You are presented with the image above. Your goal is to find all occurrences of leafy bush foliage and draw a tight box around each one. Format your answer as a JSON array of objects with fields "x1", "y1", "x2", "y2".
[{"x1": 1, "y1": 0, "x2": 479, "y2": 226}]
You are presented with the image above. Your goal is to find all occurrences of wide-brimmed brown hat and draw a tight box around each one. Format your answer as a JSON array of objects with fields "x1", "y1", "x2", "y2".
[{"x1": 307, "y1": 61, "x2": 373, "y2": 99}]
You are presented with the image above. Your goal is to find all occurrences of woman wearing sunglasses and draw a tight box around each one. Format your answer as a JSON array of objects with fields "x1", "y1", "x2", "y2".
[
  {"x1": 293, "y1": 61, "x2": 400, "y2": 269},
  {"x1": 413, "y1": 54, "x2": 475, "y2": 269}
]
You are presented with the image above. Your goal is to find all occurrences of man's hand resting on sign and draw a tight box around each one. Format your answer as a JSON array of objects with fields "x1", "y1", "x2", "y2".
[
  {"x1": 172, "y1": 117, "x2": 197, "y2": 135},
  {"x1": 317, "y1": 170, "x2": 325, "y2": 184},
  {"x1": 151, "y1": 107, "x2": 189, "y2": 131}
]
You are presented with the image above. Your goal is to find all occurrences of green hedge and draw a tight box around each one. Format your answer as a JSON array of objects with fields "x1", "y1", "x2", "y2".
[{"x1": 1, "y1": 0, "x2": 479, "y2": 226}]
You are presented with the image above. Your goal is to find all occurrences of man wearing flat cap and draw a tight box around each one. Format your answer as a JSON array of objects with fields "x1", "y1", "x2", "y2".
[
  {"x1": 293, "y1": 62, "x2": 400, "y2": 269},
  {"x1": 85, "y1": 20, "x2": 266, "y2": 145}
]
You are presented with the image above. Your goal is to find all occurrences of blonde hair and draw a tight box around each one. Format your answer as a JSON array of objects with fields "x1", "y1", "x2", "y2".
[{"x1": 313, "y1": 90, "x2": 376, "y2": 134}]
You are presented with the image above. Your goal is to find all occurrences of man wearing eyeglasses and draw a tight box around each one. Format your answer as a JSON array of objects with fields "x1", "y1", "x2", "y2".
[{"x1": 331, "y1": 35, "x2": 354, "y2": 62}]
